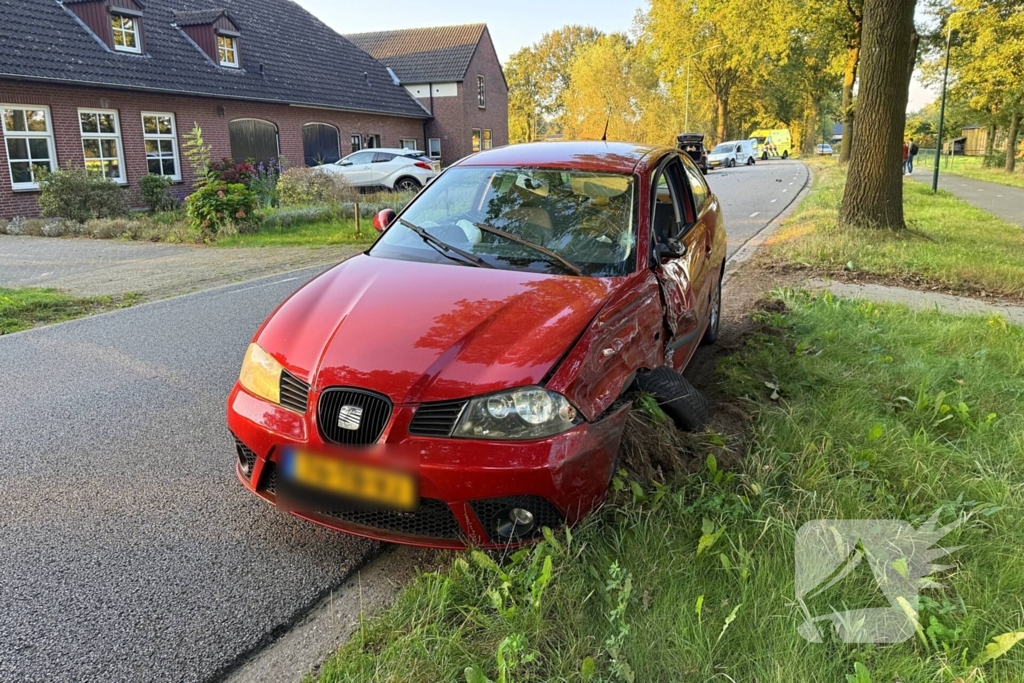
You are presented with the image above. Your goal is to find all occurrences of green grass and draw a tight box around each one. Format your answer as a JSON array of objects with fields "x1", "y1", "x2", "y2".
[
  {"x1": 917, "y1": 155, "x2": 1024, "y2": 191},
  {"x1": 764, "y1": 160, "x2": 1024, "y2": 299},
  {"x1": 211, "y1": 218, "x2": 375, "y2": 248},
  {"x1": 0, "y1": 287, "x2": 140, "y2": 334},
  {"x1": 314, "y1": 292, "x2": 1024, "y2": 683}
]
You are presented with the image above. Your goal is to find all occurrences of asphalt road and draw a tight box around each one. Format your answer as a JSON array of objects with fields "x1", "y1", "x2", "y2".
[
  {"x1": 0, "y1": 161, "x2": 806, "y2": 682},
  {"x1": 705, "y1": 157, "x2": 810, "y2": 257}
]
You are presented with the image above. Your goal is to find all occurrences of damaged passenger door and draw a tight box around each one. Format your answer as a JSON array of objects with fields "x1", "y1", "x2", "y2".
[{"x1": 650, "y1": 156, "x2": 709, "y2": 364}]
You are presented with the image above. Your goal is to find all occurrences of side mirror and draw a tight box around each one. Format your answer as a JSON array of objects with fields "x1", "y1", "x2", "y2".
[
  {"x1": 657, "y1": 238, "x2": 687, "y2": 261},
  {"x1": 373, "y1": 209, "x2": 397, "y2": 232}
]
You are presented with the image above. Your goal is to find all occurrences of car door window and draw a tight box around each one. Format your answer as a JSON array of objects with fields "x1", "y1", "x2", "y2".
[
  {"x1": 342, "y1": 151, "x2": 372, "y2": 166},
  {"x1": 651, "y1": 159, "x2": 692, "y2": 247},
  {"x1": 373, "y1": 152, "x2": 396, "y2": 163},
  {"x1": 683, "y1": 160, "x2": 709, "y2": 215}
]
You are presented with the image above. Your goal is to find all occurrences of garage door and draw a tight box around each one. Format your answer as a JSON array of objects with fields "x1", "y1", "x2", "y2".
[
  {"x1": 302, "y1": 123, "x2": 341, "y2": 166},
  {"x1": 229, "y1": 119, "x2": 279, "y2": 165}
]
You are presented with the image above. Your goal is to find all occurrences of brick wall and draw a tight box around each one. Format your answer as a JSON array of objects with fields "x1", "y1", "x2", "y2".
[
  {"x1": 415, "y1": 28, "x2": 509, "y2": 168},
  {"x1": 0, "y1": 79, "x2": 427, "y2": 218}
]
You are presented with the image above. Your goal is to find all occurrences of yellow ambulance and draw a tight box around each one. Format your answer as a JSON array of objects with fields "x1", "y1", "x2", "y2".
[{"x1": 749, "y1": 129, "x2": 793, "y2": 160}]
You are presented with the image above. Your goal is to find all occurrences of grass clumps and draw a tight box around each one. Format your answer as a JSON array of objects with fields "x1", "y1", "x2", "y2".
[
  {"x1": 0, "y1": 287, "x2": 139, "y2": 334},
  {"x1": 762, "y1": 160, "x2": 1024, "y2": 300},
  {"x1": 313, "y1": 291, "x2": 1024, "y2": 682}
]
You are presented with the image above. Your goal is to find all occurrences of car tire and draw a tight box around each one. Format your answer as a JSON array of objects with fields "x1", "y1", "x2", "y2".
[
  {"x1": 394, "y1": 177, "x2": 421, "y2": 192},
  {"x1": 701, "y1": 270, "x2": 722, "y2": 346},
  {"x1": 782, "y1": 151, "x2": 789, "y2": 160},
  {"x1": 761, "y1": 152, "x2": 768, "y2": 161},
  {"x1": 635, "y1": 366, "x2": 709, "y2": 432},
  {"x1": 747, "y1": 157, "x2": 754, "y2": 166}
]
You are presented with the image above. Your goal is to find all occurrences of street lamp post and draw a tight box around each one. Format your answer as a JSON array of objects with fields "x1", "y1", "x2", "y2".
[
  {"x1": 684, "y1": 45, "x2": 720, "y2": 132},
  {"x1": 932, "y1": 22, "x2": 953, "y2": 193}
]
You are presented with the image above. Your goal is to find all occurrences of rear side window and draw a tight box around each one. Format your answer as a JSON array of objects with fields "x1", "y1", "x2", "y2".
[
  {"x1": 373, "y1": 152, "x2": 396, "y2": 163},
  {"x1": 682, "y1": 160, "x2": 709, "y2": 214}
]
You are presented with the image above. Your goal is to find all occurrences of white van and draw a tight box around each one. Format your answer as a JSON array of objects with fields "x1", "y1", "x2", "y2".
[{"x1": 736, "y1": 139, "x2": 758, "y2": 166}]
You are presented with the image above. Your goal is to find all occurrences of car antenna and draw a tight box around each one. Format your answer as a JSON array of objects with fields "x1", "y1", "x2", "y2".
[{"x1": 601, "y1": 115, "x2": 610, "y2": 142}]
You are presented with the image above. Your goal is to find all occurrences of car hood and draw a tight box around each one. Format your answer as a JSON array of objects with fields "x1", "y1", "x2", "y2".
[
  {"x1": 708, "y1": 153, "x2": 731, "y2": 161},
  {"x1": 255, "y1": 255, "x2": 619, "y2": 404}
]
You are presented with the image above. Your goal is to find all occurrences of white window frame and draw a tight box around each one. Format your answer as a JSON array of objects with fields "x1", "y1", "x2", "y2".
[
  {"x1": 1, "y1": 105, "x2": 58, "y2": 191},
  {"x1": 217, "y1": 35, "x2": 239, "y2": 68},
  {"x1": 399, "y1": 139, "x2": 417, "y2": 150},
  {"x1": 78, "y1": 108, "x2": 126, "y2": 184},
  {"x1": 471, "y1": 128, "x2": 482, "y2": 153},
  {"x1": 482, "y1": 129, "x2": 493, "y2": 151},
  {"x1": 427, "y1": 137, "x2": 441, "y2": 159},
  {"x1": 111, "y1": 14, "x2": 142, "y2": 53},
  {"x1": 141, "y1": 112, "x2": 181, "y2": 181},
  {"x1": 477, "y1": 75, "x2": 486, "y2": 109},
  {"x1": 350, "y1": 134, "x2": 362, "y2": 153}
]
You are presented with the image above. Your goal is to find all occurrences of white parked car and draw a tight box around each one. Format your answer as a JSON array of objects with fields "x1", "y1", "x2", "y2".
[
  {"x1": 708, "y1": 142, "x2": 739, "y2": 169},
  {"x1": 321, "y1": 148, "x2": 439, "y2": 191},
  {"x1": 816, "y1": 144, "x2": 834, "y2": 156}
]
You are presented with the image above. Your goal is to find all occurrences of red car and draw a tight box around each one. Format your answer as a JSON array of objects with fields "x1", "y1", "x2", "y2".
[{"x1": 228, "y1": 141, "x2": 727, "y2": 549}]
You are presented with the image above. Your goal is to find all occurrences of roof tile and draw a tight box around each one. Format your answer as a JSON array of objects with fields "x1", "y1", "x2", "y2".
[{"x1": 346, "y1": 24, "x2": 486, "y2": 84}]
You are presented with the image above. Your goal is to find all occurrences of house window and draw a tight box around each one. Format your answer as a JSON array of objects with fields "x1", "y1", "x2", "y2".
[
  {"x1": 111, "y1": 15, "x2": 142, "y2": 53},
  {"x1": 350, "y1": 135, "x2": 362, "y2": 153},
  {"x1": 366, "y1": 134, "x2": 381, "y2": 149},
  {"x1": 2, "y1": 105, "x2": 57, "y2": 190},
  {"x1": 142, "y1": 113, "x2": 180, "y2": 180},
  {"x1": 79, "y1": 110, "x2": 126, "y2": 183},
  {"x1": 217, "y1": 35, "x2": 239, "y2": 67},
  {"x1": 482, "y1": 129, "x2": 493, "y2": 150},
  {"x1": 477, "y1": 76, "x2": 485, "y2": 108},
  {"x1": 399, "y1": 139, "x2": 417, "y2": 150},
  {"x1": 428, "y1": 137, "x2": 441, "y2": 159},
  {"x1": 471, "y1": 128, "x2": 482, "y2": 153}
]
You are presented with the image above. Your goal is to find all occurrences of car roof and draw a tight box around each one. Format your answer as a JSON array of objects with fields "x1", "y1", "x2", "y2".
[
  {"x1": 454, "y1": 141, "x2": 666, "y2": 174},
  {"x1": 346, "y1": 148, "x2": 424, "y2": 155}
]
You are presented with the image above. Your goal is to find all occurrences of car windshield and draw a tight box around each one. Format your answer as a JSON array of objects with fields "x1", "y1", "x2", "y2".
[
  {"x1": 711, "y1": 144, "x2": 732, "y2": 154},
  {"x1": 369, "y1": 166, "x2": 637, "y2": 277}
]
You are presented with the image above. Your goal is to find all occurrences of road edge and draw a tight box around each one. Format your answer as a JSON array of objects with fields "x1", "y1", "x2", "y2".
[{"x1": 723, "y1": 161, "x2": 814, "y2": 287}]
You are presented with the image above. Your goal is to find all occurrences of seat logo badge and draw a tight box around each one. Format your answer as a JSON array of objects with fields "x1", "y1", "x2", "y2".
[{"x1": 337, "y1": 405, "x2": 364, "y2": 431}]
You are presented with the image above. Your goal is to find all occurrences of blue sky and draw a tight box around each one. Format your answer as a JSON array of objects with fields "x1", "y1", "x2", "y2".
[{"x1": 296, "y1": 0, "x2": 934, "y2": 111}]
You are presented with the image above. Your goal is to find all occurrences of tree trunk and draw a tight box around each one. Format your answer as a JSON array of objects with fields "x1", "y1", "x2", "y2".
[
  {"x1": 1006, "y1": 112, "x2": 1020, "y2": 173},
  {"x1": 839, "y1": 0, "x2": 918, "y2": 230},
  {"x1": 715, "y1": 91, "x2": 729, "y2": 143},
  {"x1": 802, "y1": 99, "x2": 819, "y2": 155},
  {"x1": 985, "y1": 123, "x2": 997, "y2": 157},
  {"x1": 838, "y1": 43, "x2": 860, "y2": 164}
]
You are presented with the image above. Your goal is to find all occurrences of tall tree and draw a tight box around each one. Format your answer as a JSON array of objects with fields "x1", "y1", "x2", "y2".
[
  {"x1": 838, "y1": 0, "x2": 864, "y2": 163},
  {"x1": 839, "y1": 0, "x2": 919, "y2": 229}
]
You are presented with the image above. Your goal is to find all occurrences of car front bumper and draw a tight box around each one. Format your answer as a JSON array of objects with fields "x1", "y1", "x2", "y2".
[{"x1": 227, "y1": 384, "x2": 630, "y2": 549}]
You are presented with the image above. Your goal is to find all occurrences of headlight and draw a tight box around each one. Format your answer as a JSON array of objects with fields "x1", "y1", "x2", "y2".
[
  {"x1": 238, "y1": 343, "x2": 282, "y2": 405},
  {"x1": 454, "y1": 387, "x2": 581, "y2": 440}
]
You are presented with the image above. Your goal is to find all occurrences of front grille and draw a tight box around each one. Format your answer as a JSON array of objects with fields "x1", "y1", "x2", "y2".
[
  {"x1": 323, "y1": 498, "x2": 462, "y2": 539},
  {"x1": 470, "y1": 495, "x2": 564, "y2": 543},
  {"x1": 280, "y1": 371, "x2": 310, "y2": 414},
  {"x1": 317, "y1": 388, "x2": 393, "y2": 445},
  {"x1": 408, "y1": 400, "x2": 468, "y2": 437},
  {"x1": 259, "y1": 461, "x2": 277, "y2": 495},
  {"x1": 233, "y1": 435, "x2": 257, "y2": 479}
]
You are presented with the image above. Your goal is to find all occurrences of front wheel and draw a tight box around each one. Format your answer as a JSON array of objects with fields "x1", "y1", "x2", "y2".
[
  {"x1": 635, "y1": 367, "x2": 709, "y2": 432},
  {"x1": 761, "y1": 151, "x2": 768, "y2": 161},
  {"x1": 394, "y1": 177, "x2": 421, "y2": 192},
  {"x1": 782, "y1": 150, "x2": 789, "y2": 160}
]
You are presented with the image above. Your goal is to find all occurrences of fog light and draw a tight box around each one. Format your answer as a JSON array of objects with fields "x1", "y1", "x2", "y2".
[{"x1": 496, "y1": 507, "x2": 536, "y2": 539}]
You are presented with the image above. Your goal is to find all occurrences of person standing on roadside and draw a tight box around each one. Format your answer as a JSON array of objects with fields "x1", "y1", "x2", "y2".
[
  {"x1": 903, "y1": 140, "x2": 910, "y2": 175},
  {"x1": 907, "y1": 138, "x2": 919, "y2": 174}
]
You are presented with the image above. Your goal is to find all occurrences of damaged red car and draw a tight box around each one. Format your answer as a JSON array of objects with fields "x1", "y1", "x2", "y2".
[{"x1": 227, "y1": 141, "x2": 727, "y2": 549}]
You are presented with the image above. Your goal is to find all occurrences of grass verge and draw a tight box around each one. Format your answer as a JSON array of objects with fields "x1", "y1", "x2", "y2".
[
  {"x1": 917, "y1": 155, "x2": 1024, "y2": 191},
  {"x1": 313, "y1": 291, "x2": 1024, "y2": 682},
  {"x1": 211, "y1": 218, "x2": 374, "y2": 248},
  {"x1": 762, "y1": 160, "x2": 1024, "y2": 300},
  {"x1": 0, "y1": 287, "x2": 141, "y2": 334}
]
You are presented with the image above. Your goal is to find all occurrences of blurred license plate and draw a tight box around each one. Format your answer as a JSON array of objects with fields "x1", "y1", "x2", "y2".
[{"x1": 281, "y1": 449, "x2": 417, "y2": 510}]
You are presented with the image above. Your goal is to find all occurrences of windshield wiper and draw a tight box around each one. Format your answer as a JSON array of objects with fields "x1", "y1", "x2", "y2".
[
  {"x1": 472, "y1": 222, "x2": 584, "y2": 276},
  {"x1": 400, "y1": 219, "x2": 493, "y2": 269}
]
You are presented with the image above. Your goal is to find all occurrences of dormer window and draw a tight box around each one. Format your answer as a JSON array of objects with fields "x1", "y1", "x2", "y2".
[
  {"x1": 111, "y1": 15, "x2": 142, "y2": 53},
  {"x1": 173, "y1": 9, "x2": 242, "y2": 69},
  {"x1": 217, "y1": 35, "x2": 239, "y2": 68}
]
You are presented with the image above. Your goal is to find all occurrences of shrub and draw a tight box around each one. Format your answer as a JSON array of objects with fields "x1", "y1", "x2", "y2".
[
  {"x1": 138, "y1": 174, "x2": 174, "y2": 213},
  {"x1": 185, "y1": 182, "x2": 258, "y2": 237},
  {"x1": 37, "y1": 167, "x2": 130, "y2": 223},
  {"x1": 207, "y1": 158, "x2": 256, "y2": 186},
  {"x1": 250, "y1": 159, "x2": 282, "y2": 208},
  {"x1": 277, "y1": 167, "x2": 353, "y2": 206},
  {"x1": 182, "y1": 123, "x2": 211, "y2": 188}
]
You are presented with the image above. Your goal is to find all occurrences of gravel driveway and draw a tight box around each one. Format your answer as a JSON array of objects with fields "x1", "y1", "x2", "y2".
[{"x1": 0, "y1": 235, "x2": 362, "y2": 299}]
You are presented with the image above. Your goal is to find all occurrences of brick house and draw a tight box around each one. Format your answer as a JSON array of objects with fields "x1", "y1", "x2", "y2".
[
  {"x1": 346, "y1": 25, "x2": 509, "y2": 168},
  {"x1": 0, "y1": 0, "x2": 435, "y2": 219}
]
